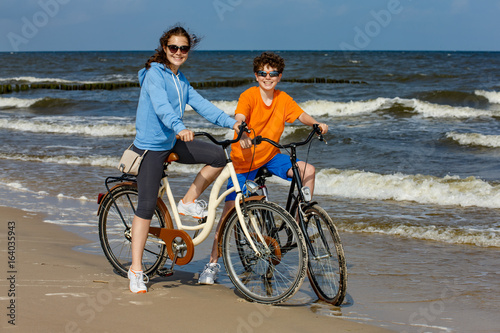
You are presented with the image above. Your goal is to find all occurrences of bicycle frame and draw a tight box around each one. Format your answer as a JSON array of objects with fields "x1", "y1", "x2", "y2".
[
  {"x1": 160, "y1": 159, "x2": 268, "y2": 255},
  {"x1": 283, "y1": 145, "x2": 317, "y2": 214}
]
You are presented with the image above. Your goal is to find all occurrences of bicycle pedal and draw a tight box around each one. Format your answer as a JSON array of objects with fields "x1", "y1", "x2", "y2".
[
  {"x1": 197, "y1": 216, "x2": 207, "y2": 224},
  {"x1": 157, "y1": 268, "x2": 174, "y2": 277}
]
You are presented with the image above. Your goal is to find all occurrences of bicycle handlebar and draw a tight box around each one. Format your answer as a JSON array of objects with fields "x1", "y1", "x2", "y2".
[
  {"x1": 193, "y1": 122, "x2": 250, "y2": 148},
  {"x1": 252, "y1": 124, "x2": 325, "y2": 149}
]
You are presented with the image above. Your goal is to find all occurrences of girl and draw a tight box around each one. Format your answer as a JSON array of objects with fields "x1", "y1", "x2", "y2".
[{"x1": 128, "y1": 26, "x2": 240, "y2": 293}]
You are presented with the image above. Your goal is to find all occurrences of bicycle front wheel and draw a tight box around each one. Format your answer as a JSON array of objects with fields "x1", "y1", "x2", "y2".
[
  {"x1": 303, "y1": 204, "x2": 347, "y2": 305},
  {"x1": 222, "y1": 201, "x2": 308, "y2": 304},
  {"x1": 98, "y1": 183, "x2": 168, "y2": 277}
]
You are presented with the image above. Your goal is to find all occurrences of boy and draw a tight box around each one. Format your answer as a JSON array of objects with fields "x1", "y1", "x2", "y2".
[{"x1": 198, "y1": 52, "x2": 328, "y2": 284}]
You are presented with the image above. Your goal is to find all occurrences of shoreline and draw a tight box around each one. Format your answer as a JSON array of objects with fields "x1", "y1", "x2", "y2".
[{"x1": 0, "y1": 205, "x2": 392, "y2": 332}]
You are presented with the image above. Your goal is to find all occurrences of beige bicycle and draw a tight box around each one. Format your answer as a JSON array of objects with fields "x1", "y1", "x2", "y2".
[{"x1": 97, "y1": 124, "x2": 308, "y2": 304}]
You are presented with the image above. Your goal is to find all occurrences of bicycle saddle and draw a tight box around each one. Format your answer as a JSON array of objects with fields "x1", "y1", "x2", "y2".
[
  {"x1": 164, "y1": 152, "x2": 179, "y2": 163},
  {"x1": 255, "y1": 167, "x2": 273, "y2": 179}
]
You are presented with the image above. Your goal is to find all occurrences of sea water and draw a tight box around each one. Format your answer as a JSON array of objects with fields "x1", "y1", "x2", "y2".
[{"x1": 1, "y1": 50, "x2": 499, "y2": 332}]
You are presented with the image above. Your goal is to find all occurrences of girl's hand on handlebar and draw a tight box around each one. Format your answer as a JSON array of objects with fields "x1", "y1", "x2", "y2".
[
  {"x1": 178, "y1": 129, "x2": 194, "y2": 142},
  {"x1": 233, "y1": 120, "x2": 243, "y2": 132}
]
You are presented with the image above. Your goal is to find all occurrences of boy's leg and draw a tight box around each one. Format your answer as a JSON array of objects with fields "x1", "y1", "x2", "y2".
[
  {"x1": 208, "y1": 200, "x2": 235, "y2": 263},
  {"x1": 172, "y1": 140, "x2": 226, "y2": 215},
  {"x1": 203, "y1": 170, "x2": 258, "y2": 267},
  {"x1": 266, "y1": 153, "x2": 316, "y2": 196},
  {"x1": 293, "y1": 161, "x2": 316, "y2": 195}
]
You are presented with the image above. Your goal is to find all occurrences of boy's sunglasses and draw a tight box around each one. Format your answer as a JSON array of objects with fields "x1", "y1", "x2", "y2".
[
  {"x1": 256, "y1": 70, "x2": 280, "y2": 77},
  {"x1": 167, "y1": 45, "x2": 190, "y2": 54}
]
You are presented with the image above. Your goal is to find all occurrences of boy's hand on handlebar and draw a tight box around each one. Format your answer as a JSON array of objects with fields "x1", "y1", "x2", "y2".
[
  {"x1": 178, "y1": 129, "x2": 194, "y2": 142},
  {"x1": 240, "y1": 132, "x2": 253, "y2": 149},
  {"x1": 317, "y1": 123, "x2": 328, "y2": 134}
]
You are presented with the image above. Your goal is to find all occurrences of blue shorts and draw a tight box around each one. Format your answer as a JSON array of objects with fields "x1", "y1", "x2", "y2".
[{"x1": 226, "y1": 153, "x2": 295, "y2": 201}]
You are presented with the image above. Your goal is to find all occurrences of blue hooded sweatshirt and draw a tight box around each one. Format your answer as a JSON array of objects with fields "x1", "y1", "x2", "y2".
[{"x1": 133, "y1": 62, "x2": 236, "y2": 150}]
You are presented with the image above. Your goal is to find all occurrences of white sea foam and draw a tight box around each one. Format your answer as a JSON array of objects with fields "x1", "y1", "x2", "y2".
[
  {"x1": 300, "y1": 98, "x2": 389, "y2": 117},
  {"x1": 446, "y1": 132, "x2": 500, "y2": 148},
  {"x1": 0, "y1": 97, "x2": 43, "y2": 108},
  {"x1": 0, "y1": 153, "x2": 119, "y2": 168},
  {"x1": 475, "y1": 90, "x2": 500, "y2": 104},
  {"x1": 0, "y1": 76, "x2": 134, "y2": 85},
  {"x1": 0, "y1": 116, "x2": 135, "y2": 137},
  {"x1": 5, "y1": 182, "x2": 31, "y2": 192},
  {"x1": 395, "y1": 98, "x2": 494, "y2": 118},
  {"x1": 295, "y1": 97, "x2": 495, "y2": 119},
  {"x1": 342, "y1": 223, "x2": 500, "y2": 247},
  {"x1": 210, "y1": 100, "x2": 238, "y2": 114},
  {"x1": 315, "y1": 168, "x2": 500, "y2": 209}
]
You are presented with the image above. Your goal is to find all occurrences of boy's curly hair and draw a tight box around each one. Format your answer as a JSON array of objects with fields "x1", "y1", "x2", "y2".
[{"x1": 253, "y1": 52, "x2": 285, "y2": 73}]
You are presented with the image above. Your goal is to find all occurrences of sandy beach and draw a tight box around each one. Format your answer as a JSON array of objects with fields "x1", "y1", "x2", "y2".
[{"x1": 0, "y1": 205, "x2": 393, "y2": 332}]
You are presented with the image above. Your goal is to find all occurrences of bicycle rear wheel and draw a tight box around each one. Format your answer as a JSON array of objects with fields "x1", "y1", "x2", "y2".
[
  {"x1": 222, "y1": 201, "x2": 308, "y2": 304},
  {"x1": 302, "y1": 204, "x2": 347, "y2": 305},
  {"x1": 98, "y1": 183, "x2": 168, "y2": 277}
]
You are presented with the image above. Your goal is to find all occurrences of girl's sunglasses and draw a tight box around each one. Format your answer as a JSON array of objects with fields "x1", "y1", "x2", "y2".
[
  {"x1": 256, "y1": 70, "x2": 280, "y2": 77},
  {"x1": 167, "y1": 45, "x2": 190, "y2": 54}
]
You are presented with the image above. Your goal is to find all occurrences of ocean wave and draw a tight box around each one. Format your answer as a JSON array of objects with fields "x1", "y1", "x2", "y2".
[
  {"x1": 0, "y1": 152, "x2": 207, "y2": 174},
  {"x1": 0, "y1": 76, "x2": 135, "y2": 85},
  {"x1": 294, "y1": 98, "x2": 496, "y2": 119},
  {"x1": 446, "y1": 132, "x2": 500, "y2": 148},
  {"x1": 415, "y1": 90, "x2": 490, "y2": 108},
  {"x1": 394, "y1": 98, "x2": 495, "y2": 118},
  {"x1": 475, "y1": 90, "x2": 500, "y2": 104},
  {"x1": 3, "y1": 95, "x2": 496, "y2": 120},
  {"x1": 340, "y1": 223, "x2": 500, "y2": 247},
  {"x1": 0, "y1": 116, "x2": 136, "y2": 137},
  {"x1": 315, "y1": 168, "x2": 500, "y2": 209},
  {"x1": 0, "y1": 97, "x2": 43, "y2": 108},
  {"x1": 300, "y1": 98, "x2": 390, "y2": 117},
  {"x1": 0, "y1": 153, "x2": 119, "y2": 168}
]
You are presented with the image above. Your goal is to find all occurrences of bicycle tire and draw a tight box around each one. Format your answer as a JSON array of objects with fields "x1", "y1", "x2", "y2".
[
  {"x1": 302, "y1": 204, "x2": 347, "y2": 305},
  {"x1": 98, "y1": 183, "x2": 169, "y2": 277},
  {"x1": 222, "y1": 201, "x2": 308, "y2": 304}
]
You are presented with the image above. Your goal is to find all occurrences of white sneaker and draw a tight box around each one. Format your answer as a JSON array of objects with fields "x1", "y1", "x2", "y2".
[
  {"x1": 128, "y1": 269, "x2": 149, "y2": 293},
  {"x1": 199, "y1": 263, "x2": 221, "y2": 285},
  {"x1": 177, "y1": 199, "x2": 208, "y2": 219}
]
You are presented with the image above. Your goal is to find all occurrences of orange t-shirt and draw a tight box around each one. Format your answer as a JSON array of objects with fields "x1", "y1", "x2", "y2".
[{"x1": 231, "y1": 86, "x2": 304, "y2": 173}]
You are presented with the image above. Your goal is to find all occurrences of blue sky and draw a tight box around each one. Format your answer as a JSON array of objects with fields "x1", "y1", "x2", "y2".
[{"x1": 1, "y1": 0, "x2": 499, "y2": 52}]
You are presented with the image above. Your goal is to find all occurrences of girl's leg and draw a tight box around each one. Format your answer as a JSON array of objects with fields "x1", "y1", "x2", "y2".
[
  {"x1": 183, "y1": 165, "x2": 223, "y2": 203},
  {"x1": 130, "y1": 147, "x2": 170, "y2": 271},
  {"x1": 130, "y1": 215, "x2": 151, "y2": 271}
]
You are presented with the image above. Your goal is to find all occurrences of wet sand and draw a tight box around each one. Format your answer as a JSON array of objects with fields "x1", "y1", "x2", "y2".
[{"x1": 0, "y1": 206, "x2": 392, "y2": 332}]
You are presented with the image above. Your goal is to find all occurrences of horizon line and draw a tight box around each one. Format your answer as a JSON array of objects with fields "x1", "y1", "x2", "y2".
[{"x1": 1, "y1": 49, "x2": 500, "y2": 53}]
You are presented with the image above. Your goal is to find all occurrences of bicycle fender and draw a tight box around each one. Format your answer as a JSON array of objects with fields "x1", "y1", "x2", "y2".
[
  {"x1": 96, "y1": 182, "x2": 173, "y2": 230},
  {"x1": 216, "y1": 195, "x2": 266, "y2": 258}
]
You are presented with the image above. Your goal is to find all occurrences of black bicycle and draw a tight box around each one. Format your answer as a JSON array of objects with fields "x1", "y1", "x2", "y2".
[{"x1": 247, "y1": 125, "x2": 347, "y2": 305}]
